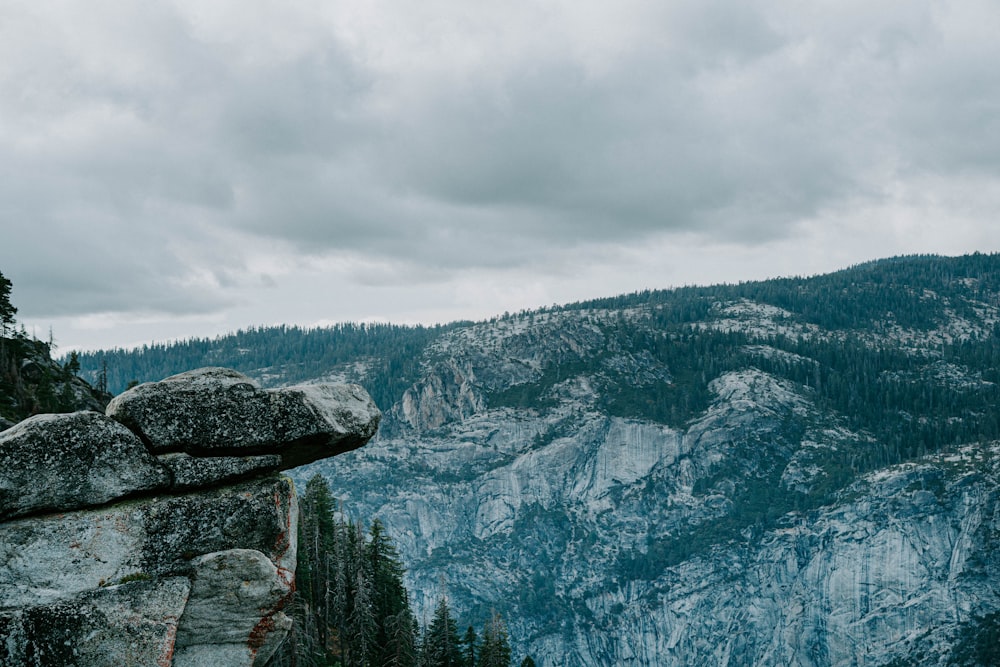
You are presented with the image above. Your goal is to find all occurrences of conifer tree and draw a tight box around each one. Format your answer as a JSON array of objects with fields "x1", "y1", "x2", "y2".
[
  {"x1": 461, "y1": 625, "x2": 478, "y2": 667},
  {"x1": 346, "y1": 521, "x2": 377, "y2": 666},
  {"x1": 0, "y1": 270, "x2": 15, "y2": 336},
  {"x1": 423, "y1": 597, "x2": 463, "y2": 667},
  {"x1": 519, "y1": 657, "x2": 536, "y2": 667},
  {"x1": 297, "y1": 475, "x2": 339, "y2": 664},
  {"x1": 369, "y1": 518, "x2": 417, "y2": 666},
  {"x1": 477, "y1": 613, "x2": 511, "y2": 667}
]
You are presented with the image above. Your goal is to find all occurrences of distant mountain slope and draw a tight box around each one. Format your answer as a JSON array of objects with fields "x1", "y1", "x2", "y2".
[
  {"x1": 79, "y1": 253, "x2": 1000, "y2": 665},
  {"x1": 76, "y1": 321, "x2": 459, "y2": 409}
]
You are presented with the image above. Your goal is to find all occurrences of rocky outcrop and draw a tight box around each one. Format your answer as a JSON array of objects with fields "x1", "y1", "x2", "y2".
[
  {"x1": 0, "y1": 367, "x2": 380, "y2": 667},
  {"x1": 0, "y1": 336, "x2": 111, "y2": 427}
]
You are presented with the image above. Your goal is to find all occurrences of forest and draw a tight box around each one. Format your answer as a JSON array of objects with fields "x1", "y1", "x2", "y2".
[
  {"x1": 71, "y1": 253, "x2": 1000, "y2": 494},
  {"x1": 273, "y1": 475, "x2": 534, "y2": 667}
]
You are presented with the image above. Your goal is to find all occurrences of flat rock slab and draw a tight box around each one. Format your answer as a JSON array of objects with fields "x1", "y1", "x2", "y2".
[
  {"x1": 0, "y1": 576, "x2": 190, "y2": 667},
  {"x1": 107, "y1": 367, "x2": 380, "y2": 468},
  {"x1": 0, "y1": 411, "x2": 171, "y2": 521}
]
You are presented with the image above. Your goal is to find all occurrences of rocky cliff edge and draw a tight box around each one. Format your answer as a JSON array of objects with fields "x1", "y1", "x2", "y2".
[{"x1": 0, "y1": 367, "x2": 380, "y2": 667}]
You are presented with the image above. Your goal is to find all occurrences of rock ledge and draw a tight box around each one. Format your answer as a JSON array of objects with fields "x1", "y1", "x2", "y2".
[{"x1": 0, "y1": 367, "x2": 379, "y2": 667}]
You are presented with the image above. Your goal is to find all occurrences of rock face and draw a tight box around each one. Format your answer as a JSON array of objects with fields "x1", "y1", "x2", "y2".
[
  {"x1": 296, "y1": 286, "x2": 1000, "y2": 667},
  {"x1": 0, "y1": 368, "x2": 379, "y2": 667}
]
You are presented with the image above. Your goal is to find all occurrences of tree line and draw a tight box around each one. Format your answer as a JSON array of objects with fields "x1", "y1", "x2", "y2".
[
  {"x1": 269, "y1": 475, "x2": 534, "y2": 667},
  {"x1": 74, "y1": 321, "x2": 460, "y2": 411}
]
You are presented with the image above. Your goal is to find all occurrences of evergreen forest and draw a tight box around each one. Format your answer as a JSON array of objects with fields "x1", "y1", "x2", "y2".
[
  {"x1": 75, "y1": 253, "x2": 1000, "y2": 482},
  {"x1": 271, "y1": 475, "x2": 532, "y2": 667}
]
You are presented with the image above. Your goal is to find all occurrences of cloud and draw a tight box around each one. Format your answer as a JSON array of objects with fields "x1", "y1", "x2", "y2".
[{"x1": 1, "y1": 0, "x2": 999, "y2": 333}]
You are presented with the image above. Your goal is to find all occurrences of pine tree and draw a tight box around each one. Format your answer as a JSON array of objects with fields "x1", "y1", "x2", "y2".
[
  {"x1": 461, "y1": 625, "x2": 478, "y2": 667},
  {"x1": 477, "y1": 613, "x2": 511, "y2": 667},
  {"x1": 369, "y1": 518, "x2": 417, "y2": 667},
  {"x1": 346, "y1": 521, "x2": 376, "y2": 666},
  {"x1": 423, "y1": 597, "x2": 463, "y2": 667},
  {"x1": 297, "y1": 475, "x2": 339, "y2": 665},
  {"x1": 65, "y1": 351, "x2": 80, "y2": 377},
  {"x1": 519, "y1": 657, "x2": 536, "y2": 667},
  {"x1": 0, "y1": 270, "x2": 15, "y2": 336}
]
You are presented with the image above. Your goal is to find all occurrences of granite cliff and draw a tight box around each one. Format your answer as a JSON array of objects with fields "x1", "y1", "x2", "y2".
[
  {"x1": 294, "y1": 256, "x2": 1000, "y2": 666},
  {"x1": 0, "y1": 367, "x2": 380, "y2": 667},
  {"x1": 71, "y1": 254, "x2": 1000, "y2": 665}
]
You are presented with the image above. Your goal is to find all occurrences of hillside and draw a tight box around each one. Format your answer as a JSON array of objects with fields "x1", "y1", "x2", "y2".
[
  {"x1": 77, "y1": 253, "x2": 1000, "y2": 666},
  {"x1": 0, "y1": 337, "x2": 110, "y2": 429}
]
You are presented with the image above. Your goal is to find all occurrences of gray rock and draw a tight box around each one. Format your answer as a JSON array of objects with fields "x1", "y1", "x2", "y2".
[
  {"x1": 173, "y1": 549, "x2": 294, "y2": 667},
  {"x1": 158, "y1": 452, "x2": 282, "y2": 491},
  {"x1": 107, "y1": 367, "x2": 380, "y2": 467},
  {"x1": 0, "y1": 576, "x2": 190, "y2": 667},
  {"x1": 0, "y1": 411, "x2": 171, "y2": 520},
  {"x1": 271, "y1": 382, "x2": 382, "y2": 468},
  {"x1": 0, "y1": 476, "x2": 297, "y2": 610},
  {"x1": 0, "y1": 365, "x2": 380, "y2": 665}
]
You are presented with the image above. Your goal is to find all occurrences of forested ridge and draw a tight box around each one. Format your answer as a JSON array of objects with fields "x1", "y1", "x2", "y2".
[
  {"x1": 77, "y1": 251, "x2": 1000, "y2": 397},
  {"x1": 75, "y1": 322, "x2": 460, "y2": 409},
  {"x1": 70, "y1": 253, "x2": 1000, "y2": 492}
]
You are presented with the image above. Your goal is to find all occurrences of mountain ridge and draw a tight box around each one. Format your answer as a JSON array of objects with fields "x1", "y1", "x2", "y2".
[{"x1": 75, "y1": 252, "x2": 1000, "y2": 665}]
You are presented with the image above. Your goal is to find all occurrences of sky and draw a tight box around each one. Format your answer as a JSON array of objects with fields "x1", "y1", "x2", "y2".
[{"x1": 2, "y1": 0, "x2": 999, "y2": 352}]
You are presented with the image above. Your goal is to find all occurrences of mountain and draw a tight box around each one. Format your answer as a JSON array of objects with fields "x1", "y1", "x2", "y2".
[{"x1": 78, "y1": 253, "x2": 1000, "y2": 666}]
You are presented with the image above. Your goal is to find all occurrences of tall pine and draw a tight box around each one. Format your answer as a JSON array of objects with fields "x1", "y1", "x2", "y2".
[
  {"x1": 422, "y1": 597, "x2": 463, "y2": 667},
  {"x1": 296, "y1": 475, "x2": 339, "y2": 664},
  {"x1": 477, "y1": 613, "x2": 512, "y2": 667},
  {"x1": 369, "y1": 519, "x2": 417, "y2": 666}
]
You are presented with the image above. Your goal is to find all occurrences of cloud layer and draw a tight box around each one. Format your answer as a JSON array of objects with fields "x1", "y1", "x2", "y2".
[{"x1": 2, "y1": 0, "x2": 999, "y2": 348}]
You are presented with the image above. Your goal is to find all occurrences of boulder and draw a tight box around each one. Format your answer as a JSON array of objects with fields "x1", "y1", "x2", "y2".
[
  {"x1": 0, "y1": 476, "x2": 297, "y2": 610},
  {"x1": 173, "y1": 549, "x2": 294, "y2": 667},
  {"x1": 0, "y1": 366, "x2": 379, "y2": 666},
  {"x1": 0, "y1": 577, "x2": 190, "y2": 667},
  {"x1": 106, "y1": 367, "x2": 380, "y2": 467},
  {"x1": 0, "y1": 411, "x2": 171, "y2": 521}
]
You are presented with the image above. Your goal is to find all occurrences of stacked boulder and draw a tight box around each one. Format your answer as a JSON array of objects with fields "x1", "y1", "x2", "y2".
[{"x1": 0, "y1": 367, "x2": 380, "y2": 667}]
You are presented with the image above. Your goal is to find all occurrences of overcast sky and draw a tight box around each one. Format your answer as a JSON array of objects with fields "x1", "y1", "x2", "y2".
[{"x1": 2, "y1": 0, "x2": 999, "y2": 351}]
